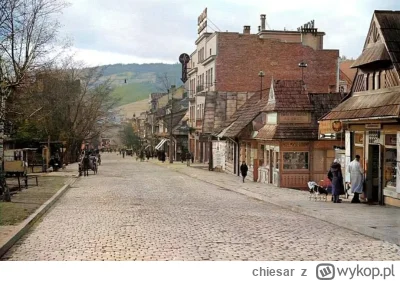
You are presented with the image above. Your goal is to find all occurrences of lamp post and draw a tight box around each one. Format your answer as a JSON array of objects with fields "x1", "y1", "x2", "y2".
[
  {"x1": 258, "y1": 71, "x2": 265, "y2": 100},
  {"x1": 169, "y1": 85, "x2": 175, "y2": 164},
  {"x1": 298, "y1": 62, "x2": 308, "y2": 84}
]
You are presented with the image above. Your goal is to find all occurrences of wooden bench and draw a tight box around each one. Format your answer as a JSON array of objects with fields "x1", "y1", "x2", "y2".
[{"x1": 24, "y1": 175, "x2": 39, "y2": 187}]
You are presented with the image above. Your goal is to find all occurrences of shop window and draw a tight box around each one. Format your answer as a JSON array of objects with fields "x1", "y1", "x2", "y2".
[
  {"x1": 385, "y1": 148, "x2": 396, "y2": 187},
  {"x1": 266, "y1": 150, "x2": 270, "y2": 167},
  {"x1": 283, "y1": 152, "x2": 309, "y2": 170},
  {"x1": 275, "y1": 152, "x2": 279, "y2": 169}
]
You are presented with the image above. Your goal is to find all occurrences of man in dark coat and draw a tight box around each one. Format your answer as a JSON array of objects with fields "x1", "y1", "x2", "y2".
[
  {"x1": 240, "y1": 161, "x2": 248, "y2": 183},
  {"x1": 328, "y1": 159, "x2": 345, "y2": 203}
]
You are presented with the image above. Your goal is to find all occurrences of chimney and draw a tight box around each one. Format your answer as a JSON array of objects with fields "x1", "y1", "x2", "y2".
[
  {"x1": 260, "y1": 14, "x2": 266, "y2": 30},
  {"x1": 243, "y1": 25, "x2": 250, "y2": 34}
]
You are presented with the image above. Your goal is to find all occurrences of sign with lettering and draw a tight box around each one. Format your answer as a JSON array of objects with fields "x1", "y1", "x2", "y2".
[
  {"x1": 197, "y1": 8, "x2": 207, "y2": 34},
  {"x1": 297, "y1": 20, "x2": 315, "y2": 31},
  {"x1": 281, "y1": 141, "x2": 309, "y2": 149},
  {"x1": 279, "y1": 112, "x2": 310, "y2": 124},
  {"x1": 365, "y1": 123, "x2": 381, "y2": 130}
]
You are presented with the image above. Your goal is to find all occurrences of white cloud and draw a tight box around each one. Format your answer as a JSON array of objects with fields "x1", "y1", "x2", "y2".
[
  {"x1": 58, "y1": 0, "x2": 400, "y2": 65},
  {"x1": 65, "y1": 47, "x2": 175, "y2": 66}
]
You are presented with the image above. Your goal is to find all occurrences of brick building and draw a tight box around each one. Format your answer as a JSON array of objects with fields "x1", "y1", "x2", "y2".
[{"x1": 187, "y1": 12, "x2": 339, "y2": 163}]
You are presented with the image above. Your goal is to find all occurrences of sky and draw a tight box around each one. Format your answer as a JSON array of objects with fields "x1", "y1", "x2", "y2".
[{"x1": 59, "y1": 0, "x2": 400, "y2": 66}]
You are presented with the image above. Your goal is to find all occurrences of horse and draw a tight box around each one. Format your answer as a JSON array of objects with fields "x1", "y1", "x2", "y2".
[{"x1": 79, "y1": 154, "x2": 98, "y2": 176}]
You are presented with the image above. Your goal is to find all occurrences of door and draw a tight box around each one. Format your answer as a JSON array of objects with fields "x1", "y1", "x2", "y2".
[{"x1": 367, "y1": 144, "x2": 383, "y2": 205}]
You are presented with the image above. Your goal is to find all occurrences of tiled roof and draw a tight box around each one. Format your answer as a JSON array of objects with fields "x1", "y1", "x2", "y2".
[
  {"x1": 340, "y1": 60, "x2": 357, "y2": 82},
  {"x1": 309, "y1": 92, "x2": 347, "y2": 121},
  {"x1": 322, "y1": 86, "x2": 400, "y2": 120},
  {"x1": 256, "y1": 125, "x2": 318, "y2": 140},
  {"x1": 262, "y1": 80, "x2": 313, "y2": 111},
  {"x1": 222, "y1": 94, "x2": 268, "y2": 138}
]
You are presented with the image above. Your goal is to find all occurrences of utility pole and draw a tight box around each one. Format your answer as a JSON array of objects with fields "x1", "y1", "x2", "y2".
[{"x1": 169, "y1": 85, "x2": 175, "y2": 164}]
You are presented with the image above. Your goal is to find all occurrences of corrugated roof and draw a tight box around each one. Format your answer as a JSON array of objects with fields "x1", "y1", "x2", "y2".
[
  {"x1": 351, "y1": 43, "x2": 391, "y2": 68},
  {"x1": 322, "y1": 86, "x2": 400, "y2": 120}
]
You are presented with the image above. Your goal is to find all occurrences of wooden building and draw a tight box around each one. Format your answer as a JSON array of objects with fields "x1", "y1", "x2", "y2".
[
  {"x1": 217, "y1": 79, "x2": 344, "y2": 189},
  {"x1": 321, "y1": 10, "x2": 400, "y2": 206}
]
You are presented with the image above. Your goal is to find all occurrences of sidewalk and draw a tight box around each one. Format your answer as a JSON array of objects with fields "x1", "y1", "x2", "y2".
[{"x1": 150, "y1": 159, "x2": 400, "y2": 246}]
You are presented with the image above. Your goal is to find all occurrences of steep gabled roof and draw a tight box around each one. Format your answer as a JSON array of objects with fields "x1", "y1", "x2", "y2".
[
  {"x1": 375, "y1": 11, "x2": 400, "y2": 76},
  {"x1": 263, "y1": 80, "x2": 313, "y2": 111},
  {"x1": 352, "y1": 10, "x2": 400, "y2": 81}
]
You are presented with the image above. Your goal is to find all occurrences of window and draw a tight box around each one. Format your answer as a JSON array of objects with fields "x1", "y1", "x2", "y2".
[
  {"x1": 210, "y1": 48, "x2": 212, "y2": 56},
  {"x1": 283, "y1": 152, "x2": 309, "y2": 170},
  {"x1": 210, "y1": 68, "x2": 213, "y2": 86},
  {"x1": 275, "y1": 152, "x2": 279, "y2": 169}
]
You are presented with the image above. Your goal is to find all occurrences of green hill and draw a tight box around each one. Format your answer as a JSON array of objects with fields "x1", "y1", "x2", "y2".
[{"x1": 95, "y1": 63, "x2": 183, "y2": 106}]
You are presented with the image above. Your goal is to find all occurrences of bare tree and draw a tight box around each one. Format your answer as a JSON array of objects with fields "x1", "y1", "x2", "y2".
[{"x1": 0, "y1": 0, "x2": 68, "y2": 201}]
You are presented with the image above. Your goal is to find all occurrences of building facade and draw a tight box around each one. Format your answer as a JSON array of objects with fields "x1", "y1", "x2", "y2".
[
  {"x1": 322, "y1": 10, "x2": 400, "y2": 207},
  {"x1": 187, "y1": 11, "x2": 339, "y2": 164}
]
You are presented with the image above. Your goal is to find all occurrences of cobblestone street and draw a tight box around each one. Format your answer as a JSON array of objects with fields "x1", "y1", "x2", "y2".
[{"x1": 2, "y1": 154, "x2": 399, "y2": 261}]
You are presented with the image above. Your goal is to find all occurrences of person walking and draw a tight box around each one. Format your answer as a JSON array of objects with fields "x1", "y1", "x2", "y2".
[
  {"x1": 328, "y1": 159, "x2": 345, "y2": 203},
  {"x1": 348, "y1": 155, "x2": 364, "y2": 203},
  {"x1": 240, "y1": 161, "x2": 248, "y2": 183},
  {"x1": 186, "y1": 151, "x2": 191, "y2": 166}
]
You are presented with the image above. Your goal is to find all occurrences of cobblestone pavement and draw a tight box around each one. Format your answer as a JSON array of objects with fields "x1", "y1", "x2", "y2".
[{"x1": 2, "y1": 154, "x2": 399, "y2": 261}]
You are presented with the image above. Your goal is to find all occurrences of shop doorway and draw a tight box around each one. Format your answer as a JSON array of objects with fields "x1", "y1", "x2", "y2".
[{"x1": 367, "y1": 144, "x2": 383, "y2": 205}]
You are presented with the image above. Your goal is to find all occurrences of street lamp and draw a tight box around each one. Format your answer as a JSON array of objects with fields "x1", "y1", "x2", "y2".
[
  {"x1": 169, "y1": 85, "x2": 175, "y2": 164},
  {"x1": 258, "y1": 71, "x2": 265, "y2": 100},
  {"x1": 298, "y1": 62, "x2": 308, "y2": 84}
]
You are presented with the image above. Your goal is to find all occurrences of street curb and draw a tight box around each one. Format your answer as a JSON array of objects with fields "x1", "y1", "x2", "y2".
[
  {"x1": 0, "y1": 178, "x2": 77, "y2": 258},
  {"x1": 152, "y1": 162, "x2": 399, "y2": 246}
]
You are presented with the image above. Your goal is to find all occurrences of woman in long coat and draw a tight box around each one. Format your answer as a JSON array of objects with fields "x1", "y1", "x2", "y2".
[{"x1": 328, "y1": 159, "x2": 345, "y2": 203}]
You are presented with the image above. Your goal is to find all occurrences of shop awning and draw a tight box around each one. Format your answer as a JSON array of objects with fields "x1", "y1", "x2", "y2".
[{"x1": 155, "y1": 139, "x2": 169, "y2": 150}]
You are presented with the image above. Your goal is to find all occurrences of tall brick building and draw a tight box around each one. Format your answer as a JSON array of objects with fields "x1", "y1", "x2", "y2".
[{"x1": 188, "y1": 12, "x2": 339, "y2": 163}]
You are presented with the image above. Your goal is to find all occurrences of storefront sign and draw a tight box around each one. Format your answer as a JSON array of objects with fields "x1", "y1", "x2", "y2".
[
  {"x1": 365, "y1": 123, "x2": 381, "y2": 130},
  {"x1": 281, "y1": 141, "x2": 309, "y2": 149},
  {"x1": 332, "y1": 121, "x2": 343, "y2": 132},
  {"x1": 197, "y1": 8, "x2": 207, "y2": 34},
  {"x1": 319, "y1": 120, "x2": 336, "y2": 135},
  {"x1": 279, "y1": 112, "x2": 310, "y2": 124}
]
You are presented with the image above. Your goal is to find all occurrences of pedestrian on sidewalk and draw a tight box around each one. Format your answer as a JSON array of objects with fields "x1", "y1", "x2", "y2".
[
  {"x1": 348, "y1": 155, "x2": 364, "y2": 203},
  {"x1": 240, "y1": 161, "x2": 248, "y2": 183},
  {"x1": 186, "y1": 151, "x2": 191, "y2": 166},
  {"x1": 328, "y1": 159, "x2": 344, "y2": 203}
]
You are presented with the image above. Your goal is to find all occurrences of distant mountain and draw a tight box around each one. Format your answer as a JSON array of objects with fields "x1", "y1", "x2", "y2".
[{"x1": 97, "y1": 63, "x2": 183, "y2": 106}]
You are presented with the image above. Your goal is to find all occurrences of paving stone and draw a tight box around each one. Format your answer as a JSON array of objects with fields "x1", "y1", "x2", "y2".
[{"x1": 2, "y1": 154, "x2": 399, "y2": 260}]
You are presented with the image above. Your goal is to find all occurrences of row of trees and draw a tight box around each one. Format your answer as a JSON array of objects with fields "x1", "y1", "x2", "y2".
[{"x1": 1, "y1": 0, "x2": 118, "y2": 164}]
